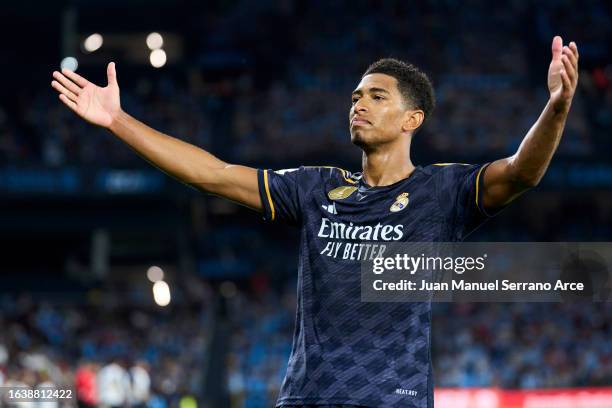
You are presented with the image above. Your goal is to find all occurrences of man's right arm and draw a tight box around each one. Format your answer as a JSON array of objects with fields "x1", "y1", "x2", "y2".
[
  {"x1": 109, "y1": 111, "x2": 261, "y2": 210},
  {"x1": 51, "y1": 62, "x2": 261, "y2": 211}
]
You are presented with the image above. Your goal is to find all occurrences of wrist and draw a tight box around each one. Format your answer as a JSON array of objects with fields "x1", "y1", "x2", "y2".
[
  {"x1": 549, "y1": 97, "x2": 571, "y2": 116},
  {"x1": 108, "y1": 109, "x2": 127, "y2": 133}
]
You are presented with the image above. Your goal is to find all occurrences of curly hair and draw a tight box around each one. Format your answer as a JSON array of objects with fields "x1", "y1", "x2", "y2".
[{"x1": 363, "y1": 58, "x2": 436, "y2": 125}]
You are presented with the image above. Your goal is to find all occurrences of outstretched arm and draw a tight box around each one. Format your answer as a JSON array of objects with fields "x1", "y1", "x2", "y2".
[
  {"x1": 51, "y1": 63, "x2": 261, "y2": 211},
  {"x1": 480, "y1": 36, "x2": 579, "y2": 210}
]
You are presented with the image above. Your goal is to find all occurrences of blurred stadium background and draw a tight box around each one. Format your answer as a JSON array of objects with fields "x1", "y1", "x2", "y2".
[{"x1": 1, "y1": 1, "x2": 611, "y2": 407}]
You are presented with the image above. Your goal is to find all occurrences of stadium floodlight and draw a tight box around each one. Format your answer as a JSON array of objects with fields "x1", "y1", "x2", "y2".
[
  {"x1": 149, "y1": 49, "x2": 167, "y2": 68},
  {"x1": 146, "y1": 32, "x2": 164, "y2": 50},
  {"x1": 60, "y1": 57, "x2": 78, "y2": 71},
  {"x1": 83, "y1": 33, "x2": 103, "y2": 52},
  {"x1": 152, "y1": 280, "x2": 171, "y2": 306},
  {"x1": 146, "y1": 265, "x2": 164, "y2": 282}
]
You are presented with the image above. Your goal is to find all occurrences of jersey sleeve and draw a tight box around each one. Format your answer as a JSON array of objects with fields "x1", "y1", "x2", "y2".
[
  {"x1": 436, "y1": 163, "x2": 503, "y2": 240},
  {"x1": 257, "y1": 168, "x2": 302, "y2": 225}
]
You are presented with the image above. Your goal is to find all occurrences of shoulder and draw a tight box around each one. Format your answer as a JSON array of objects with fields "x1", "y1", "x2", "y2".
[
  {"x1": 296, "y1": 165, "x2": 360, "y2": 185},
  {"x1": 420, "y1": 163, "x2": 488, "y2": 195},
  {"x1": 264, "y1": 166, "x2": 359, "y2": 193},
  {"x1": 422, "y1": 163, "x2": 490, "y2": 185},
  {"x1": 420, "y1": 162, "x2": 476, "y2": 176}
]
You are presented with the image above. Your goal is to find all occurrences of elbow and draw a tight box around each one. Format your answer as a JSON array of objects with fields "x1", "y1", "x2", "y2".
[
  {"x1": 506, "y1": 157, "x2": 544, "y2": 189},
  {"x1": 513, "y1": 172, "x2": 542, "y2": 189},
  {"x1": 507, "y1": 164, "x2": 541, "y2": 189}
]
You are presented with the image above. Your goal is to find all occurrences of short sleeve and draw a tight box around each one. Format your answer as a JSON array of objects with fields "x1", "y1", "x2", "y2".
[
  {"x1": 257, "y1": 168, "x2": 302, "y2": 225},
  {"x1": 436, "y1": 163, "x2": 499, "y2": 240}
]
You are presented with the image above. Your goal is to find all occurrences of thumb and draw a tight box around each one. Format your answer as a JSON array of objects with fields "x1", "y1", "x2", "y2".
[
  {"x1": 551, "y1": 36, "x2": 563, "y2": 61},
  {"x1": 107, "y1": 62, "x2": 118, "y2": 86}
]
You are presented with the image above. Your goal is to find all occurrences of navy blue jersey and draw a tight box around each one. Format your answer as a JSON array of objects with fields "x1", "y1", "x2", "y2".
[{"x1": 258, "y1": 163, "x2": 495, "y2": 407}]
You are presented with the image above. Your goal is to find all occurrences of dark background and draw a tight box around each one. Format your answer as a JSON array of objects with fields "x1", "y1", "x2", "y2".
[{"x1": 0, "y1": 1, "x2": 610, "y2": 407}]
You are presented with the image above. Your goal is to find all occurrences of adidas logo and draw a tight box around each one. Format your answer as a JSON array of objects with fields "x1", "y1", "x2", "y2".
[{"x1": 321, "y1": 203, "x2": 337, "y2": 214}]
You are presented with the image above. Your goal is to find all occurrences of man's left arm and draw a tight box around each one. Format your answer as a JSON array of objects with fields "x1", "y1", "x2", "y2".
[{"x1": 481, "y1": 36, "x2": 579, "y2": 211}]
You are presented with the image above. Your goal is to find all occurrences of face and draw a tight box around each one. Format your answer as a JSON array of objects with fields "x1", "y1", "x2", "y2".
[{"x1": 349, "y1": 73, "x2": 409, "y2": 148}]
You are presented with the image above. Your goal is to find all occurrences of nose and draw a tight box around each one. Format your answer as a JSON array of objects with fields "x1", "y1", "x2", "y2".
[{"x1": 353, "y1": 100, "x2": 368, "y2": 114}]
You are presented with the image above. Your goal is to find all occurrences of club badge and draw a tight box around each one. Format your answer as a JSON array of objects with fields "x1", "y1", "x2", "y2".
[{"x1": 390, "y1": 192, "x2": 409, "y2": 212}]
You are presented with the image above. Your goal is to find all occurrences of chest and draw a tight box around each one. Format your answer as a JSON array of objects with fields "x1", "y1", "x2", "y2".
[{"x1": 303, "y1": 180, "x2": 447, "y2": 242}]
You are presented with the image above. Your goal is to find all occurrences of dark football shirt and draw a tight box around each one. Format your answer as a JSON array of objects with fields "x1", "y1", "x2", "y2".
[{"x1": 257, "y1": 163, "x2": 495, "y2": 407}]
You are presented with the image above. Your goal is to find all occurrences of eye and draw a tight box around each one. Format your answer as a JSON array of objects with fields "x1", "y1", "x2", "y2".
[
  {"x1": 374, "y1": 95, "x2": 385, "y2": 101},
  {"x1": 351, "y1": 96, "x2": 359, "y2": 104}
]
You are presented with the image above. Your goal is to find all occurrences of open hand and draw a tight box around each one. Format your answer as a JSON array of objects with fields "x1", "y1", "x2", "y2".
[
  {"x1": 51, "y1": 62, "x2": 121, "y2": 129},
  {"x1": 548, "y1": 36, "x2": 579, "y2": 112}
]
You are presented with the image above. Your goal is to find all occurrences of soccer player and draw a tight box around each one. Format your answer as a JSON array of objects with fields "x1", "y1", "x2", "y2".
[{"x1": 51, "y1": 36, "x2": 579, "y2": 407}]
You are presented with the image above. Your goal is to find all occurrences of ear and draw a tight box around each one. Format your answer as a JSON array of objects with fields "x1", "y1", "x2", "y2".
[{"x1": 401, "y1": 109, "x2": 425, "y2": 132}]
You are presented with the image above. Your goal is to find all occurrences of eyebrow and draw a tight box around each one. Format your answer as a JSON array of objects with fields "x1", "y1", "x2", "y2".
[{"x1": 351, "y1": 87, "x2": 391, "y2": 96}]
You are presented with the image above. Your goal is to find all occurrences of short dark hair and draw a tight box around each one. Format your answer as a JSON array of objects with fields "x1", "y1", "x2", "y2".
[{"x1": 363, "y1": 58, "x2": 435, "y2": 124}]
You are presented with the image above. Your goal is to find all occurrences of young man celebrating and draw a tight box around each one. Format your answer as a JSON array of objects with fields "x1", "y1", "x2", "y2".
[{"x1": 51, "y1": 36, "x2": 579, "y2": 407}]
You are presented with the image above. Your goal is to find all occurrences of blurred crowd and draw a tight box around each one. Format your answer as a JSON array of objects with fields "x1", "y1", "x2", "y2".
[
  {"x1": 225, "y1": 283, "x2": 295, "y2": 407},
  {"x1": 0, "y1": 77, "x2": 214, "y2": 167},
  {"x1": 224, "y1": 285, "x2": 612, "y2": 408},
  {"x1": 0, "y1": 1, "x2": 611, "y2": 408},
  {"x1": 1, "y1": 287, "x2": 610, "y2": 408},
  {"x1": 1, "y1": 1, "x2": 611, "y2": 166},
  {"x1": 0, "y1": 293, "x2": 210, "y2": 407},
  {"x1": 433, "y1": 302, "x2": 611, "y2": 389}
]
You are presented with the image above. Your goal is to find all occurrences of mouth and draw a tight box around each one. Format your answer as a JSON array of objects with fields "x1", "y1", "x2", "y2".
[{"x1": 351, "y1": 118, "x2": 372, "y2": 127}]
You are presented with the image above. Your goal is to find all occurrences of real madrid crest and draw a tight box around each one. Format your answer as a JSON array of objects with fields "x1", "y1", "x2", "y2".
[
  {"x1": 390, "y1": 192, "x2": 409, "y2": 212},
  {"x1": 328, "y1": 186, "x2": 357, "y2": 201}
]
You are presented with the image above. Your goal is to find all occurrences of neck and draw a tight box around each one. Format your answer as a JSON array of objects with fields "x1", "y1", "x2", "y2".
[{"x1": 361, "y1": 136, "x2": 415, "y2": 187}]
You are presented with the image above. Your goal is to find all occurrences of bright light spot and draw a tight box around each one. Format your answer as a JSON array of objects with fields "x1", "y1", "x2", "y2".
[
  {"x1": 147, "y1": 266, "x2": 164, "y2": 282},
  {"x1": 220, "y1": 281, "x2": 237, "y2": 298},
  {"x1": 179, "y1": 396, "x2": 197, "y2": 408},
  {"x1": 146, "y1": 32, "x2": 164, "y2": 50},
  {"x1": 60, "y1": 57, "x2": 78, "y2": 71},
  {"x1": 83, "y1": 33, "x2": 103, "y2": 52},
  {"x1": 149, "y1": 49, "x2": 167, "y2": 68},
  {"x1": 153, "y1": 280, "x2": 171, "y2": 306},
  {"x1": 474, "y1": 389, "x2": 499, "y2": 408}
]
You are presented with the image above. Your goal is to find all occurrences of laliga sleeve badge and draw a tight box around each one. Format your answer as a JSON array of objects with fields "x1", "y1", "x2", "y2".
[
  {"x1": 390, "y1": 192, "x2": 409, "y2": 212},
  {"x1": 328, "y1": 186, "x2": 358, "y2": 200}
]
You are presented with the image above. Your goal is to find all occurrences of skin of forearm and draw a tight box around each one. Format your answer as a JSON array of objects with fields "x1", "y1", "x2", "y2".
[
  {"x1": 507, "y1": 99, "x2": 570, "y2": 187},
  {"x1": 108, "y1": 110, "x2": 227, "y2": 188}
]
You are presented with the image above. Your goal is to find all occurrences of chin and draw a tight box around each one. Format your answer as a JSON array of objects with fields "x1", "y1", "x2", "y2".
[
  {"x1": 350, "y1": 131, "x2": 365, "y2": 146},
  {"x1": 351, "y1": 130, "x2": 374, "y2": 150}
]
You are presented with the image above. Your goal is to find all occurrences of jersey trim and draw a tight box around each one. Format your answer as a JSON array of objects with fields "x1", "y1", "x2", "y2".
[
  {"x1": 303, "y1": 166, "x2": 357, "y2": 184},
  {"x1": 263, "y1": 169, "x2": 276, "y2": 221},
  {"x1": 339, "y1": 168, "x2": 358, "y2": 184},
  {"x1": 475, "y1": 165, "x2": 485, "y2": 210},
  {"x1": 476, "y1": 163, "x2": 496, "y2": 217}
]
